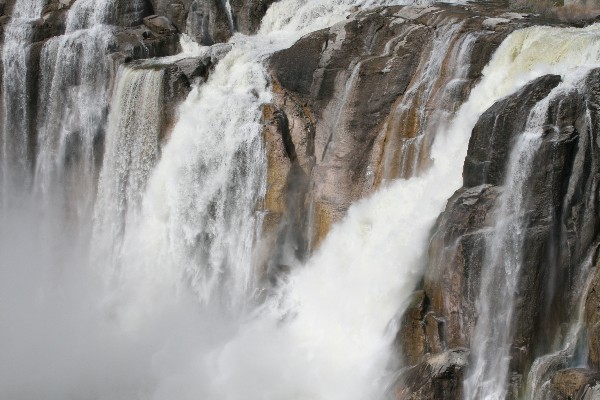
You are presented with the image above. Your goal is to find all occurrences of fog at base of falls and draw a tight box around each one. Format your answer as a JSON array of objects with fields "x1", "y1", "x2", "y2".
[{"x1": 3, "y1": 0, "x2": 600, "y2": 399}]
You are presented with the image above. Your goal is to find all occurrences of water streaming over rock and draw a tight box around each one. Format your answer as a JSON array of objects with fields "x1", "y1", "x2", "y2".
[
  {"x1": 0, "y1": 0, "x2": 453, "y2": 396},
  {"x1": 93, "y1": 64, "x2": 165, "y2": 273},
  {"x1": 466, "y1": 125, "x2": 545, "y2": 400},
  {"x1": 34, "y1": 28, "x2": 116, "y2": 221},
  {"x1": 117, "y1": 43, "x2": 270, "y2": 311},
  {"x1": 462, "y1": 24, "x2": 600, "y2": 400},
  {"x1": 2, "y1": 0, "x2": 600, "y2": 399},
  {"x1": 526, "y1": 253, "x2": 595, "y2": 399},
  {"x1": 32, "y1": 0, "x2": 122, "y2": 222}
]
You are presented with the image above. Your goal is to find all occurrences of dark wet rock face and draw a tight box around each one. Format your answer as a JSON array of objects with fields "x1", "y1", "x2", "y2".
[
  {"x1": 149, "y1": 0, "x2": 193, "y2": 32},
  {"x1": 395, "y1": 68, "x2": 600, "y2": 399},
  {"x1": 144, "y1": 14, "x2": 177, "y2": 35},
  {"x1": 463, "y1": 74, "x2": 563, "y2": 187},
  {"x1": 230, "y1": 0, "x2": 278, "y2": 33},
  {"x1": 186, "y1": 0, "x2": 232, "y2": 45},
  {"x1": 422, "y1": 75, "x2": 563, "y2": 350}
]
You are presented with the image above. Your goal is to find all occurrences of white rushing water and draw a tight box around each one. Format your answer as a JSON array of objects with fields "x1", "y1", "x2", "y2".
[
  {"x1": 3, "y1": 0, "x2": 600, "y2": 399},
  {"x1": 111, "y1": 16, "x2": 600, "y2": 400}
]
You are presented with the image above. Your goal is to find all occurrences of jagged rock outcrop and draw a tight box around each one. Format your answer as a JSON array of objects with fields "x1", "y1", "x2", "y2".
[
  {"x1": 586, "y1": 262, "x2": 600, "y2": 370},
  {"x1": 396, "y1": 66, "x2": 600, "y2": 398},
  {"x1": 263, "y1": 3, "x2": 535, "y2": 265}
]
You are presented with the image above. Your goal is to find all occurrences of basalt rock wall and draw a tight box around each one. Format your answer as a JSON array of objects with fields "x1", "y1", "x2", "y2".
[
  {"x1": 394, "y1": 68, "x2": 600, "y2": 399},
  {"x1": 263, "y1": 3, "x2": 529, "y2": 264}
]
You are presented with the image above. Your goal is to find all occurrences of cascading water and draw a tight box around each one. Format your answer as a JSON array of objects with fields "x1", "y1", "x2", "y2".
[
  {"x1": 0, "y1": 0, "x2": 45, "y2": 199},
  {"x1": 3, "y1": 0, "x2": 600, "y2": 399},
  {"x1": 462, "y1": 25, "x2": 600, "y2": 400},
  {"x1": 1, "y1": 0, "x2": 465, "y2": 397},
  {"x1": 115, "y1": 44, "x2": 270, "y2": 312},
  {"x1": 34, "y1": 28, "x2": 116, "y2": 222},
  {"x1": 110, "y1": 12, "x2": 600, "y2": 400},
  {"x1": 93, "y1": 63, "x2": 165, "y2": 273},
  {"x1": 377, "y1": 19, "x2": 466, "y2": 180},
  {"x1": 465, "y1": 118, "x2": 545, "y2": 400},
  {"x1": 223, "y1": 0, "x2": 237, "y2": 32}
]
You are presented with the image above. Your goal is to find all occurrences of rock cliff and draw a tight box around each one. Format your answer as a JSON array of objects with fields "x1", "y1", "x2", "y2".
[
  {"x1": 394, "y1": 64, "x2": 600, "y2": 400},
  {"x1": 259, "y1": 3, "x2": 600, "y2": 398},
  {"x1": 2, "y1": 0, "x2": 600, "y2": 398}
]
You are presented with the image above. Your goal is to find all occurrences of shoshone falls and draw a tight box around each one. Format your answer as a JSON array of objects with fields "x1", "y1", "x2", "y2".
[{"x1": 2, "y1": 0, "x2": 600, "y2": 399}]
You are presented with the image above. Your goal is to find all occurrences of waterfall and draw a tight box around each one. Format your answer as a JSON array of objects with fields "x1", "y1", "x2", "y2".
[
  {"x1": 3, "y1": 0, "x2": 600, "y2": 398},
  {"x1": 93, "y1": 64, "x2": 165, "y2": 274},
  {"x1": 223, "y1": 0, "x2": 236, "y2": 32},
  {"x1": 259, "y1": 0, "x2": 432, "y2": 37},
  {"x1": 111, "y1": 44, "x2": 270, "y2": 313},
  {"x1": 465, "y1": 122, "x2": 545, "y2": 400},
  {"x1": 65, "y1": 0, "x2": 115, "y2": 30},
  {"x1": 0, "y1": 0, "x2": 45, "y2": 200},
  {"x1": 34, "y1": 28, "x2": 116, "y2": 221},
  {"x1": 462, "y1": 24, "x2": 600, "y2": 400},
  {"x1": 108, "y1": 14, "x2": 600, "y2": 400}
]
